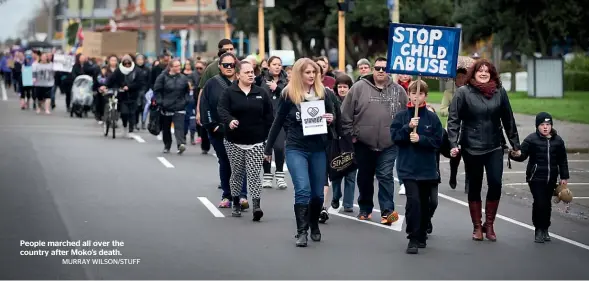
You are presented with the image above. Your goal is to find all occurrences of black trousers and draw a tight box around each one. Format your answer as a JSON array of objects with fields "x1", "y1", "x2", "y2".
[
  {"x1": 404, "y1": 179, "x2": 438, "y2": 241},
  {"x1": 462, "y1": 149, "x2": 504, "y2": 202},
  {"x1": 529, "y1": 181, "x2": 557, "y2": 229},
  {"x1": 198, "y1": 125, "x2": 211, "y2": 152},
  {"x1": 161, "y1": 113, "x2": 186, "y2": 150}
]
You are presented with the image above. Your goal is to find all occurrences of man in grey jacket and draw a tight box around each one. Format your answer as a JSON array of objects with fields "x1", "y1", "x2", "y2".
[{"x1": 340, "y1": 57, "x2": 408, "y2": 225}]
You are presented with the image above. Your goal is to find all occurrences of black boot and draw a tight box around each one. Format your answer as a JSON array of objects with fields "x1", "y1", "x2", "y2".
[
  {"x1": 543, "y1": 229, "x2": 551, "y2": 242},
  {"x1": 252, "y1": 198, "x2": 263, "y2": 221},
  {"x1": 309, "y1": 198, "x2": 323, "y2": 242},
  {"x1": 232, "y1": 196, "x2": 242, "y2": 217},
  {"x1": 294, "y1": 204, "x2": 309, "y2": 247},
  {"x1": 534, "y1": 228, "x2": 544, "y2": 243}
]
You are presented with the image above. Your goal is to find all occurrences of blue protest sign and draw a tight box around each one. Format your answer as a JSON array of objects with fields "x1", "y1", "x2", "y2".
[
  {"x1": 386, "y1": 23, "x2": 461, "y2": 78},
  {"x1": 22, "y1": 66, "x2": 33, "y2": 87}
]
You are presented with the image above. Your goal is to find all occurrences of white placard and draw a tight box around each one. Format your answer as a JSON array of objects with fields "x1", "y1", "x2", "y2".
[
  {"x1": 300, "y1": 100, "x2": 327, "y2": 136},
  {"x1": 53, "y1": 54, "x2": 75, "y2": 72},
  {"x1": 269, "y1": 50, "x2": 295, "y2": 66}
]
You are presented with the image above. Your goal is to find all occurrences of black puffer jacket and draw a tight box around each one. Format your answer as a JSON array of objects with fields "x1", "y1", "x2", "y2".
[
  {"x1": 509, "y1": 129, "x2": 569, "y2": 184},
  {"x1": 153, "y1": 72, "x2": 190, "y2": 112},
  {"x1": 447, "y1": 85, "x2": 521, "y2": 153},
  {"x1": 106, "y1": 67, "x2": 143, "y2": 103}
]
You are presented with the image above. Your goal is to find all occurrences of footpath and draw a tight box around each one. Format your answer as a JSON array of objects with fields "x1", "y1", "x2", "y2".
[{"x1": 429, "y1": 103, "x2": 589, "y2": 153}]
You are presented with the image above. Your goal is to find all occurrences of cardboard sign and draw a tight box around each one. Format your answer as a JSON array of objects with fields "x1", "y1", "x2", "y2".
[
  {"x1": 53, "y1": 54, "x2": 75, "y2": 72},
  {"x1": 386, "y1": 23, "x2": 461, "y2": 78},
  {"x1": 300, "y1": 100, "x2": 327, "y2": 136},
  {"x1": 82, "y1": 31, "x2": 138, "y2": 58}
]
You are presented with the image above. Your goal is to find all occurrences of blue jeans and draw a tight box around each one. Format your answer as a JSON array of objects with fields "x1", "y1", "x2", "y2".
[
  {"x1": 355, "y1": 142, "x2": 398, "y2": 214},
  {"x1": 332, "y1": 170, "x2": 357, "y2": 209},
  {"x1": 209, "y1": 132, "x2": 247, "y2": 200},
  {"x1": 285, "y1": 148, "x2": 326, "y2": 205}
]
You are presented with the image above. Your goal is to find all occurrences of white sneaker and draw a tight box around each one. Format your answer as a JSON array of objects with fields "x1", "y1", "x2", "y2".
[
  {"x1": 399, "y1": 184, "x2": 406, "y2": 195},
  {"x1": 157, "y1": 133, "x2": 163, "y2": 141},
  {"x1": 98, "y1": 120, "x2": 104, "y2": 125},
  {"x1": 127, "y1": 132, "x2": 136, "y2": 139}
]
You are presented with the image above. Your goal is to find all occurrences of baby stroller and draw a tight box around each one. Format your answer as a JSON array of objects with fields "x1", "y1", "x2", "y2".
[{"x1": 70, "y1": 75, "x2": 94, "y2": 118}]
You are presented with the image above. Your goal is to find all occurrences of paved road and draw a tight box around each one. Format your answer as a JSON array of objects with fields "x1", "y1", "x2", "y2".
[{"x1": 1, "y1": 91, "x2": 589, "y2": 279}]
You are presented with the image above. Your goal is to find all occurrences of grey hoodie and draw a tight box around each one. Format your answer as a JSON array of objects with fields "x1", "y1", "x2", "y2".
[{"x1": 340, "y1": 74, "x2": 408, "y2": 151}]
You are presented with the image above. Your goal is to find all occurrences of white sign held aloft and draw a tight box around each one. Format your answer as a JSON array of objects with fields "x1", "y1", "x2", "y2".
[
  {"x1": 53, "y1": 54, "x2": 75, "y2": 73},
  {"x1": 300, "y1": 100, "x2": 327, "y2": 136}
]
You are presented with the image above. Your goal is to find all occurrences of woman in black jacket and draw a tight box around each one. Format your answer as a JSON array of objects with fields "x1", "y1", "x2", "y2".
[
  {"x1": 102, "y1": 54, "x2": 143, "y2": 139},
  {"x1": 153, "y1": 58, "x2": 191, "y2": 154},
  {"x1": 264, "y1": 58, "x2": 336, "y2": 247},
  {"x1": 258, "y1": 56, "x2": 289, "y2": 190},
  {"x1": 447, "y1": 59, "x2": 521, "y2": 242},
  {"x1": 134, "y1": 54, "x2": 150, "y2": 130},
  {"x1": 217, "y1": 60, "x2": 274, "y2": 220}
]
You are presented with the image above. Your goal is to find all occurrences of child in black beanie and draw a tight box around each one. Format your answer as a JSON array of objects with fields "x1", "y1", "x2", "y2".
[{"x1": 509, "y1": 112, "x2": 569, "y2": 243}]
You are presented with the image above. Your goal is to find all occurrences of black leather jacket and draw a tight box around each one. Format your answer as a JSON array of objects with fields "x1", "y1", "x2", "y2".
[{"x1": 447, "y1": 85, "x2": 521, "y2": 153}]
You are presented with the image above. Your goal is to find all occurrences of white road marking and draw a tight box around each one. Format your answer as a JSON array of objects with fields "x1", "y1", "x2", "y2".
[
  {"x1": 441, "y1": 159, "x2": 589, "y2": 163},
  {"x1": 462, "y1": 170, "x2": 589, "y2": 175},
  {"x1": 1, "y1": 82, "x2": 6, "y2": 101},
  {"x1": 132, "y1": 134, "x2": 146, "y2": 143},
  {"x1": 504, "y1": 183, "x2": 589, "y2": 186},
  {"x1": 197, "y1": 197, "x2": 225, "y2": 218},
  {"x1": 156, "y1": 157, "x2": 174, "y2": 168},
  {"x1": 437, "y1": 193, "x2": 589, "y2": 251},
  {"x1": 327, "y1": 207, "x2": 404, "y2": 232},
  {"x1": 574, "y1": 197, "x2": 589, "y2": 199}
]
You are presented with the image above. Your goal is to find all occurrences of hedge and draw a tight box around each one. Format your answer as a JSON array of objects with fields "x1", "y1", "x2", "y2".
[{"x1": 564, "y1": 71, "x2": 589, "y2": 91}]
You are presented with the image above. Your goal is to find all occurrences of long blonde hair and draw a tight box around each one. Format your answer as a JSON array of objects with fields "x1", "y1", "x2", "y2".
[{"x1": 285, "y1": 58, "x2": 325, "y2": 104}]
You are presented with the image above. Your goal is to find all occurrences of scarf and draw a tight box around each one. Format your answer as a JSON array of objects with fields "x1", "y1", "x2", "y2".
[
  {"x1": 304, "y1": 88, "x2": 320, "y2": 101},
  {"x1": 469, "y1": 79, "x2": 497, "y2": 99},
  {"x1": 398, "y1": 79, "x2": 411, "y2": 93}
]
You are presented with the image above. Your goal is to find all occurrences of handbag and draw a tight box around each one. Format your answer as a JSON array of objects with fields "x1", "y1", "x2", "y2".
[{"x1": 328, "y1": 135, "x2": 357, "y2": 181}]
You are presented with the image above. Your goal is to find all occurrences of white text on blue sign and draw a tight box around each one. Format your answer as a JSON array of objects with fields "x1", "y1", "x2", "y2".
[{"x1": 391, "y1": 27, "x2": 449, "y2": 75}]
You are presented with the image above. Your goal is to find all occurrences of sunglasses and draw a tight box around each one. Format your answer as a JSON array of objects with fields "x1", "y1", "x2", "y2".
[
  {"x1": 373, "y1": 66, "x2": 386, "y2": 72},
  {"x1": 221, "y1": 63, "x2": 235, "y2": 69},
  {"x1": 196, "y1": 67, "x2": 204, "y2": 70}
]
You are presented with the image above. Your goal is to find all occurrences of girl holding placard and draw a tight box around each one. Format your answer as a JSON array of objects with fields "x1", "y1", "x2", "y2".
[{"x1": 264, "y1": 58, "x2": 335, "y2": 247}]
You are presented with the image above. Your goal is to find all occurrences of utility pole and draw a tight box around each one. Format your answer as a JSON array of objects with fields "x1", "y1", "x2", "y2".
[
  {"x1": 78, "y1": 0, "x2": 83, "y2": 20},
  {"x1": 390, "y1": 0, "x2": 399, "y2": 81},
  {"x1": 154, "y1": 0, "x2": 162, "y2": 55},
  {"x1": 257, "y1": 0, "x2": 264, "y2": 59},
  {"x1": 197, "y1": 0, "x2": 202, "y2": 57},
  {"x1": 90, "y1": 0, "x2": 95, "y2": 30},
  {"x1": 224, "y1": 0, "x2": 231, "y2": 39},
  {"x1": 337, "y1": 0, "x2": 345, "y2": 71},
  {"x1": 48, "y1": 0, "x2": 55, "y2": 42}
]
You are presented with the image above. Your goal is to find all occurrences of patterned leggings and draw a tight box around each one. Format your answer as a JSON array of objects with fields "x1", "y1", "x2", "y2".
[{"x1": 224, "y1": 140, "x2": 265, "y2": 199}]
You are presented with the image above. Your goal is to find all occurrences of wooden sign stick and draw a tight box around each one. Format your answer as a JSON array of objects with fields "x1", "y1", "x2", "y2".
[{"x1": 413, "y1": 75, "x2": 422, "y2": 133}]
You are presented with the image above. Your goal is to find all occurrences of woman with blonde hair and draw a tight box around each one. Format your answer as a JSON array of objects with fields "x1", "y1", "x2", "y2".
[{"x1": 264, "y1": 58, "x2": 336, "y2": 247}]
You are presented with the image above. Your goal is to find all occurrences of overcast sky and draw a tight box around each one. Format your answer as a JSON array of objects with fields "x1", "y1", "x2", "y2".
[{"x1": 0, "y1": 0, "x2": 42, "y2": 40}]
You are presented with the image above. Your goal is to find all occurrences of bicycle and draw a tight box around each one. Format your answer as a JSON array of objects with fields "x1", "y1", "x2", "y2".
[{"x1": 102, "y1": 88, "x2": 124, "y2": 139}]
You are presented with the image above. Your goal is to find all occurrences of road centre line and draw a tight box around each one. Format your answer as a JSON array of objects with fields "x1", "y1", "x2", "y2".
[
  {"x1": 197, "y1": 197, "x2": 225, "y2": 218},
  {"x1": 504, "y1": 183, "x2": 589, "y2": 186},
  {"x1": 441, "y1": 159, "x2": 589, "y2": 163},
  {"x1": 157, "y1": 157, "x2": 174, "y2": 168},
  {"x1": 462, "y1": 170, "x2": 589, "y2": 175},
  {"x1": 573, "y1": 197, "x2": 589, "y2": 199},
  {"x1": 131, "y1": 134, "x2": 146, "y2": 143}
]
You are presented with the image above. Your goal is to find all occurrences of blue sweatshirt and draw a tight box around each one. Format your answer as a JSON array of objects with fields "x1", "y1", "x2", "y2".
[{"x1": 391, "y1": 103, "x2": 443, "y2": 181}]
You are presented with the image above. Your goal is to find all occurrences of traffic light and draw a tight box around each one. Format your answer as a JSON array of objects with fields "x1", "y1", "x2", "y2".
[
  {"x1": 217, "y1": 0, "x2": 226, "y2": 10},
  {"x1": 337, "y1": 0, "x2": 355, "y2": 12}
]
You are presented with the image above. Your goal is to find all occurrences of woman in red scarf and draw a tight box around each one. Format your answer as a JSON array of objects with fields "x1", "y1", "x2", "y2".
[
  {"x1": 397, "y1": 74, "x2": 412, "y2": 93},
  {"x1": 446, "y1": 59, "x2": 521, "y2": 242}
]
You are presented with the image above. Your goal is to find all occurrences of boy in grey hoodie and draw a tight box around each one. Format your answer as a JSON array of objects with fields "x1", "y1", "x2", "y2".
[{"x1": 340, "y1": 57, "x2": 408, "y2": 224}]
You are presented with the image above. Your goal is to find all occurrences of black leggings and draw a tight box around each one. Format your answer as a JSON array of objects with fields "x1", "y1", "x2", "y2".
[
  {"x1": 21, "y1": 87, "x2": 33, "y2": 99},
  {"x1": 462, "y1": 149, "x2": 504, "y2": 202}
]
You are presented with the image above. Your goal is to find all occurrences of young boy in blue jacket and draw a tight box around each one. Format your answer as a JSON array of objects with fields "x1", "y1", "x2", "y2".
[{"x1": 390, "y1": 80, "x2": 443, "y2": 254}]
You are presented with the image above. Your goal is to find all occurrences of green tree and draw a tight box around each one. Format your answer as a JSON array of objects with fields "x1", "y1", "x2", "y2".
[{"x1": 323, "y1": 0, "x2": 454, "y2": 64}]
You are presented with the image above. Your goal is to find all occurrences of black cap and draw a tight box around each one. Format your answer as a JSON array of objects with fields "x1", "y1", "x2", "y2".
[{"x1": 535, "y1": 112, "x2": 553, "y2": 127}]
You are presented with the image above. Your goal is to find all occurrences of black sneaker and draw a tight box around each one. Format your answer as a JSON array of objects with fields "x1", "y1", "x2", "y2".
[
  {"x1": 426, "y1": 221, "x2": 433, "y2": 234},
  {"x1": 406, "y1": 240, "x2": 419, "y2": 254},
  {"x1": 331, "y1": 199, "x2": 340, "y2": 209},
  {"x1": 418, "y1": 240, "x2": 427, "y2": 248},
  {"x1": 318, "y1": 207, "x2": 329, "y2": 223},
  {"x1": 449, "y1": 179, "x2": 457, "y2": 190}
]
